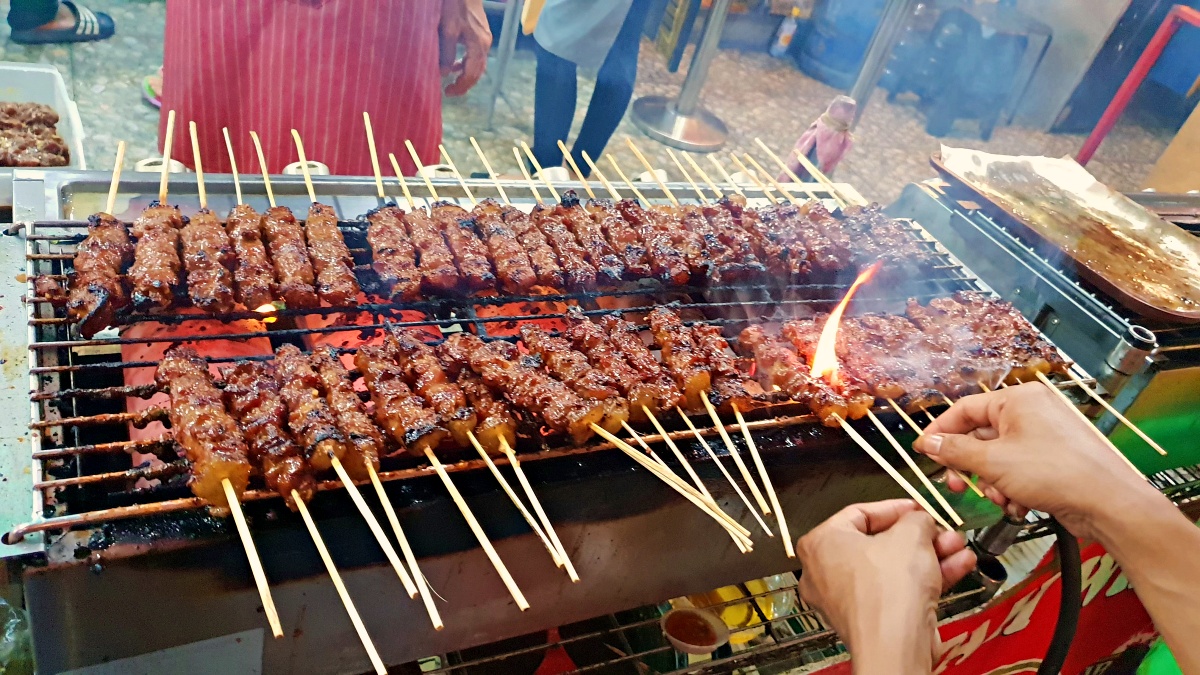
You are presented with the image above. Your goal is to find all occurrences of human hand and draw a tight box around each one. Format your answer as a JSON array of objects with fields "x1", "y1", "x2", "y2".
[
  {"x1": 440, "y1": 0, "x2": 492, "y2": 97},
  {"x1": 796, "y1": 500, "x2": 975, "y2": 669},
  {"x1": 914, "y1": 383, "x2": 1153, "y2": 541}
]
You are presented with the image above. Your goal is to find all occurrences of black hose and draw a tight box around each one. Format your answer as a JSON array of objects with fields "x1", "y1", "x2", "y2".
[{"x1": 1037, "y1": 518, "x2": 1081, "y2": 675}]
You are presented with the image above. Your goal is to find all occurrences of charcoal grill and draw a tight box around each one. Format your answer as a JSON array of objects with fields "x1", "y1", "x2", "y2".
[{"x1": 1, "y1": 166, "x2": 1101, "y2": 673}]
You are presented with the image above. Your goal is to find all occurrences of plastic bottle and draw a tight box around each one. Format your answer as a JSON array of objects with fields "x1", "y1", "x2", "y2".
[{"x1": 770, "y1": 7, "x2": 803, "y2": 58}]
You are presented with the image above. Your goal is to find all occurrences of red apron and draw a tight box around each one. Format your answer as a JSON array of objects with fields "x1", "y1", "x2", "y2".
[{"x1": 159, "y1": 0, "x2": 443, "y2": 176}]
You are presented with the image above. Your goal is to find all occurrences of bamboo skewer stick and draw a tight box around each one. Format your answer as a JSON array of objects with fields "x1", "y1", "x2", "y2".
[
  {"x1": 753, "y1": 138, "x2": 824, "y2": 203},
  {"x1": 500, "y1": 438, "x2": 579, "y2": 582},
  {"x1": 833, "y1": 415, "x2": 954, "y2": 531},
  {"x1": 158, "y1": 109, "x2": 175, "y2": 204},
  {"x1": 188, "y1": 121, "x2": 208, "y2": 210},
  {"x1": 729, "y1": 154, "x2": 778, "y2": 205},
  {"x1": 791, "y1": 146, "x2": 850, "y2": 207},
  {"x1": 978, "y1": 383, "x2": 991, "y2": 392},
  {"x1": 520, "y1": 141, "x2": 560, "y2": 202},
  {"x1": 731, "y1": 404, "x2": 794, "y2": 557},
  {"x1": 405, "y1": 139, "x2": 440, "y2": 201},
  {"x1": 686, "y1": 153, "x2": 724, "y2": 198},
  {"x1": 365, "y1": 465, "x2": 443, "y2": 630},
  {"x1": 702, "y1": 393, "x2": 771, "y2": 515},
  {"x1": 865, "y1": 410, "x2": 964, "y2": 527},
  {"x1": 604, "y1": 154, "x2": 649, "y2": 204},
  {"x1": 581, "y1": 150, "x2": 621, "y2": 200},
  {"x1": 470, "y1": 137, "x2": 510, "y2": 204},
  {"x1": 466, "y1": 432, "x2": 563, "y2": 569},
  {"x1": 514, "y1": 148, "x2": 544, "y2": 205},
  {"x1": 1064, "y1": 371, "x2": 1166, "y2": 456},
  {"x1": 623, "y1": 422, "x2": 750, "y2": 553},
  {"x1": 591, "y1": 425, "x2": 753, "y2": 548},
  {"x1": 886, "y1": 397, "x2": 984, "y2": 498},
  {"x1": 222, "y1": 479, "x2": 283, "y2": 638},
  {"x1": 387, "y1": 153, "x2": 418, "y2": 211},
  {"x1": 423, "y1": 448, "x2": 530, "y2": 609},
  {"x1": 362, "y1": 112, "x2": 386, "y2": 200},
  {"x1": 744, "y1": 153, "x2": 804, "y2": 203},
  {"x1": 294, "y1": 490, "x2": 387, "y2": 675},
  {"x1": 329, "y1": 457, "x2": 418, "y2": 595},
  {"x1": 665, "y1": 147, "x2": 708, "y2": 202},
  {"x1": 625, "y1": 139, "x2": 679, "y2": 206},
  {"x1": 105, "y1": 141, "x2": 126, "y2": 215},
  {"x1": 289, "y1": 129, "x2": 318, "y2": 204},
  {"x1": 1034, "y1": 372, "x2": 1146, "y2": 479},
  {"x1": 248, "y1": 131, "x2": 276, "y2": 208},
  {"x1": 641, "y1": 406, "x2": 713, "y2": 502},
  {"x1": 676, "y1": 408, "x2": 773, "y2": 537},
  {"x1": 438, "y1": 144, "x2": 477, "y2": 207},
  {"x1": 221, "y1": 128, "x2": 243, "y2": 205},
  {"x1": 557, "y1": 140, "x2": 595, "y2": 200},
  {"x1": 707, "y1": 154, "x2": 745, "y2": 197}
]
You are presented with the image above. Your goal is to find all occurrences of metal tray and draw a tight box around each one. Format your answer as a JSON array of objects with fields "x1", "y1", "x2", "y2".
[{"x1": 930, "y1": 151, "x2": 1200, "y2": 324}]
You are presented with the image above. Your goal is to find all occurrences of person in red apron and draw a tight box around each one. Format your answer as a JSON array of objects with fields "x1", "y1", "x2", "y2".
[{"x1": 157, "y1": 0, "x2": 490, "y2": 176}]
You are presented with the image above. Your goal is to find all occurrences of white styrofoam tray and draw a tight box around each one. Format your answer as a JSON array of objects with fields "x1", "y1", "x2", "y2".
[{"x1": 0, "y1": 61, "x2": 87, "y2": 207}]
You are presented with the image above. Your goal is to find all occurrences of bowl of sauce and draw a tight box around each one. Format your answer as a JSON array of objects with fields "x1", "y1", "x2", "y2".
[{"x1": 661, "y1": 607, "x2": 730, "y2": 655}]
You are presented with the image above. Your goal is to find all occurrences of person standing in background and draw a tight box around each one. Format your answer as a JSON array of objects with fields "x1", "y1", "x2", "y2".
[
  {"x1": 157, "y1": 0, "x2": 490, "y2": 176},
  {"x1": 529, "y1": 0, "x2": 655, "y2": 176},
  {"x1": 7, "y1": 0, "x2": 114, "y2": 44}
]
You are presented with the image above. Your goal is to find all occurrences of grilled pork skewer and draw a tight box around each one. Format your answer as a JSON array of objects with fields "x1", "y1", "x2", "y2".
[
  {"x1": 222, "y1": 361, "x2": 316, "y2": 509},
  {"x1": 403, "y1": 206, "x2": 461, "y2": 294},
  {"x1": 129, "y1": 203, "x2": 184, "y2": 310},
  {"x1": 648, "y1": 308, "x2": 712, "y2": 410},
  {"x1": 531, "y1": 204, "x2": 597, "y2": 290},
  {"x1": 556, "y1": 191, "x2": 623, "y2": 285},
  {"x1": 311, "y1": 348, "x2": 383, "y2": 481},
  {"x1": 273, "y1": 344, "x2": 347, "y2": 470},
  {"x1": 691, "y1": 323, "x2": 763, "y2": 413},
  {"x1": 226, "y1": 204, "x2": 276, "y2": 310},
  {"x1": 385, "y1": 326, "x2": 477, "y2": 447},
  {"x1": 155, "y1": 346, "x2": 252, "y2": 514},
  {"x1": 305, "y1": 203, "x2": 361, "y2": 306},
  {"x1": 778, "y1": 318, "x2": 875, "y2": 419},
  {"x1": 437, "y1": 336, "x2": 519, "y2": 456},
  {"x1": 366, "y1": 204, "x2": 422, "y2": 301},
  {"x1": 180, "y1": 208, "x2": 237, "y2": 312},
  {"x1": 67, "y1": 212, "x2": 134, "y2": 337},
  {"x1": 737, "y1": 325, "x2": 849, "y2": 426},
  {"x1": 585, "y1": 198, "x2": 652, "y2": 279},
  {"x1": 430, "y1": 202, "x2": 495, "y2": 292},
  {"x1": 472, "y1": 199, "x2": 538, "y2": 294},
  {"x1": 520, "y1": 324, "x2": 630, "y2": 433},
  {"x1": 262, "y1": 206, "x2": 319, "y2": 309},
  {"x1": 500, "y1": 204, "x2": 564, "y2": 289},
  {"x1": 355, "y1": 344, "x2": 448, "y2": 455}
]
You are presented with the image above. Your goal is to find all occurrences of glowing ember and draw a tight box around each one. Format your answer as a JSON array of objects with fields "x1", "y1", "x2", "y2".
[
  {"x1": 254, "y1": 303, "x2": 280, "y2": 324},
  {"x1": 810, "y1": 262, "x2": 883, "y2": 386}
]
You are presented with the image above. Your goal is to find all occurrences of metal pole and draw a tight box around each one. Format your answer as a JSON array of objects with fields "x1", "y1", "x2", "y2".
[
  {"x1": 847, "y1": 0, "x2": 918, "y2": 127},
  {"x1": 676, "y1": 0, "x2": 734, "y2": 116}
]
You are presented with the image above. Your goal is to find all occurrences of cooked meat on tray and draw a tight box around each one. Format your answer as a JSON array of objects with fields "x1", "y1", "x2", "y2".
[
  {"x1": 384, "y1": 325, "x2": 477, "y2": 447},
  {"x1": 305, "y1": 203, "x2": 361, "y2": 306},
  {"x1": 273, "y1": 344, "x2": 347, "y2": 471},
  {"x1": 226, "y1": 204, "x2": 276, "y2": 310},
  {"x1": 355, "y1": 343, "x2": 448, "y2": 455},
  {"x1": 180, "y1": 208, "x2": 236, "y2": 313},
  {"x1": 222, "y1": 361, "x2": 315, "y2": 509},
  {"x1": 615, "y1": 199, "x2": 691, "y2": 285},
  {"x1": 366, "y1": 204, "x2": 422, "y2": 302},
  {"x1": 67, "y1": 213, "x2": 134, "y2": 338},
  {"x1": 155, "y1": 346, "x2": 252, "y2": 514},
  {"x1": 129, "y1": 203, "x2": 184, "y2": 311},
  {"x1": 311, "y1": 348, "x2": 382, "y2": 481},
  {"x1": 262, "y1": 206, "x2": 319, "y2": 309},
  {"x1": 0, "y1": 102, "x2": 69, "y2": 167}
]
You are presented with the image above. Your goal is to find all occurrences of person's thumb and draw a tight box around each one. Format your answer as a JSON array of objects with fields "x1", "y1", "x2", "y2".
[{"x1": 915, "y1": 432, "x2": 989, "y2": 476}]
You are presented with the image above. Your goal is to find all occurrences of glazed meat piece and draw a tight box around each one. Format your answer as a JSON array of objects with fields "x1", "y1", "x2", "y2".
[
  {"x1": 155, "y1": 347, "x2": 251, "y2": 514},
  {"x1": 520, "y1": 324, "x2": 629, "y2": 433},
  {"x1": 355, "y1": 344, "x2": 447, "y2": 455},
  {"x1": 222, "y1": 361, "x2": 315, "y2": 509},
  {"x1": 129, "y1": 203, "x2": 184, "y2": 311},
  {"x1": 472, "y1": 200, "x2": 537, "y2": 294},
  {"x1": 460, "y1": 332, "x2": 604, "y2": 445},
  {"x1": 737, "y1": 325, "x2": 847, "y2": 426},
  {"x1": 366, "y1": 204, "x2": 421, "y2": 302},
  {"x1": 698, "y1": 202, "x2": 768, "y2": 281},
  {"x1": 778, "y1": 317, "x2": 874, "y2": 419},
  {"x1": 733, "y1": 202, "x2": 812, "y2": 279},
  {"x1": 226, "y1": 204, "x2": 276, "y2": 310},
  {"x1": 501, "y1": 205, "x2": 564, "y2": 288},
  {"x1": 593, "y1": 313, "x2": 686, "y2": 417},
  {"x1": 563, "y1": 311, "x2": 681, "y2": 421},
  {"x1": 531, "y1": 204, "x2": 597, "y2": 290},
  {"x1": 305, "y1": 203, "x2": 361, "y2": 306},
  {"x1": 585, "y1": 198, "x2": 652, "y2": 279},
  {"x1": 430, "y1": 202, "x2": 495, "y2": 291},
  {"x1": 311, "y1": 348, "x2": 383, "y2": 481},
  {"x1": 67, "y1": 212, "x2": 134, "y2": 337},
  {"x1": 384, "y1": 326, "x2": 476, "y2": 447},
  {"x1": 437, "y1": 333, "x2": 519, "y2": 456},
  {"x1": 614, "y1": 199, "x2": 690, "y2": 285},
  {"x1": 262, "y1": 206, "x2": 319, "y2": 308},
  {"x1": 273, "y1": 344, "x2": 347, "y2": 471},
  {"x1": 403, "y1": 207, "x2": 461, "y2": 293},
  {"x1": 647, "y1": 308, "x2": 711, "y2": 410},
  {"x1": 558, "y1": 191, "x2": 623, "y2": 285},
  {"x1": 691, "y1": 323, "x2": 762, "y2": 413},
  {"x1": 180, "y1": 208, "x2": 236, "y2": 312}
]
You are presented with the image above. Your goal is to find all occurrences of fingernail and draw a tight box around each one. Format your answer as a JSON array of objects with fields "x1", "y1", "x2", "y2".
[{"x1": 923, "y1": 434, "x2": 943, "y2": 456}]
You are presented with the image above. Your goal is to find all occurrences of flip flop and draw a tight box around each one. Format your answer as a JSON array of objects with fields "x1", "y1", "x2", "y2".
[
  {"x1": 142, "y1": 73, "x2": 162, "y2": 109},
  {"x1": 9, "y1": 1, "x2": 116, "y2": 45}
]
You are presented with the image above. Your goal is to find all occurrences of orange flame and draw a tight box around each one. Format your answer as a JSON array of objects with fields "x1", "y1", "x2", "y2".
[
  {"x1": 254, "y1": 303, "x2": 279, "y2": 324},
  {"x1": 810, "y1": 262, "x2": 882, "y2": 386}
]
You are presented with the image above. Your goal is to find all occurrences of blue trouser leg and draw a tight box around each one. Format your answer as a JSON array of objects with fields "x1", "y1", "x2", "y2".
[{"x1": 532, "y1": 40, "x2": 578, "y2": 171}]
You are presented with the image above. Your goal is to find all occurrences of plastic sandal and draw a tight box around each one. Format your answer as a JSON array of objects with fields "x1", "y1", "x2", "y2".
[{"x1": 9, "y1": 1, "x2": 116, "y2": 45}]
